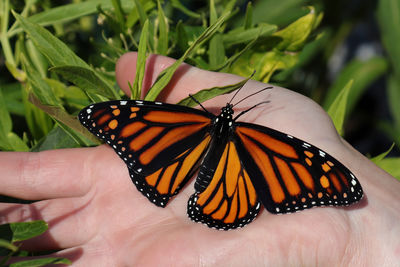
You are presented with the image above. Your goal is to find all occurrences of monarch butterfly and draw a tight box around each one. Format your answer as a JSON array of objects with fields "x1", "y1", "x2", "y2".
[{"x1": 78, "y1": 88, "x2": 363, "y2": 230}]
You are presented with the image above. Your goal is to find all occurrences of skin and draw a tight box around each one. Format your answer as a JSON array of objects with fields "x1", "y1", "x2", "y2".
[{"x1": 1, "y1": 52, "x2": 400, "y2": 266}]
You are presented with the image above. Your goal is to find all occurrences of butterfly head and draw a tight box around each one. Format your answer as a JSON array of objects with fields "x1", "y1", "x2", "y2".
[
  {"x1": 213, "y1": 104, "x2": 235, "y2": 136},
  {"x1": 221, "y1": 103, "x2": 234, "y2": 118}
]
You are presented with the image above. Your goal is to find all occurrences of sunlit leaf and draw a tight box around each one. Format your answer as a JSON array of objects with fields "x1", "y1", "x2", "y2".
[{"x1": 327, "y1": 80, "x2": 353, "y2": 135}]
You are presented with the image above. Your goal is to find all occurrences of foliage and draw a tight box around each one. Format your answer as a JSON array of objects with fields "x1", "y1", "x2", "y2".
[
  {"x1": 0, "y1": 221, "x2": 71, "y2": 266},
  {"x1": 0, "y1": 0, "x2": 400, "y2": 261}
]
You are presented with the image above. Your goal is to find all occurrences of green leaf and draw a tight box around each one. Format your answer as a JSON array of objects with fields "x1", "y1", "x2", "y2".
[
  {"x1": 30, "y1": 125, "x2": 81, "y2": 151},
  {"x1": 176, "y1": 20, "x2": 189, "y2": 52},
  {"x1": 133, "y1": 0, "x2": 148, "y2": 27},
  {"x1": 12, "y1": 11, "x2": 110, "y2": 102},
  {"x1": 0, "y1": 221, "x2": 48, "y2": 243},
  {"x1": 50, "y1": 66, "x2": 117, "y2": 100},
  {"x1": 213, "y1": 35, "x2": 259, "y2": 71},
  {"x1": 25, "y1": 39, "x2": 48, "y2": 78},
  {"x1": 231, "y1": 49, "x2": 298, "y2": 83},
  {"x1": 209, "y1": 0, "x2": 218, "y2": 24},
  {"x1": 171, "y1": 0, "x2": 201, "y2": 18},
  {"x1": 22, "y1": 56, "x2": 61, "y2": 107},
  {"x1": 209, "y1": 33, "x2": 225, "y2": 69},
  {"x1": 244, "y1": 2, "x2": 253, "y2": 29},
  {"x1": 5, "y1": 61, "x2": 26, "y2": 82},
  {"x1": 272, "y1": 6, "x2": 319, "y2": 52},
  {"x1": 13, "y1": 11, "x2": 87, "y2": 68},
  {"x1": 370, "y1": 143, "x2": 395, "y2": 163},
  {"x1": 1, "y1": 0, "x2": 15, "y2": 66},
  {"x1": 387, "y1": 74, "x2": 400, "y2": 130},
  {"x1": 156, "y1": 0, "x2": 168, "y2": 55},
  {"x1": 10, "y1": 221, "x2": 47, "y2": 242},
  {"x1": 243, "y1": 0, "x2": 307, "y2": 26},
  {"x1": 111, "y1": 0, "x2": 125, "y2": 29},
  {"x1": 28, "y1": 92, "x2": 100, "y2": 145},
  {"x1": 21, "y1": 87, "x2": 54, "y2": 142},
  {"x1": 377, "y1": 0, "x2": 400, "y2": 77},
  {"x1": 1, "y1": 82, "x2": 24, "y2": 116},
  {"x1": 273, "y1": 31, "x2": 328, "y2": 82},
  {"x1": 0, "y1": 239, "x2": 18, "y2": 252},
  {"x1": 131, "y1": 19, "x2": 149, "y2": 99},
  {"x1": 8, "y1": 0, "x2": 137, "y2": 37},
  {"x1": 145, "y1": 12, "x2": 230, "y2": 101},
  {"x1": 323, "y1": 57, "x2": 388, "y2": 115},
  {"x1": 2, "y1": 132, "x2": 29, "y2": 151},
  {"x1": 327, "y1": 80, "x2": 353, "y2": 135},
  {"x1": 45, "y1": 79, "x2": 89, "y2": 110},
  {"x1": 0, "y1": 87, "x2": 12, "y2": 135},
  {"x1": 126, "y1": 1, "x2": 155, "y2": 28},
  {"x1": 0, "y1": 237, "x2": 17, "y2": 264},
  {"x1": 56, "y1": 119, "x2": 99, "y2": 147},
  {"x1": 177, "y1": 75, "x2": 253, "y2": 107},
  {"x1": 222, "y1": 23, "x2": 277, "y2": 47},
  {"x1": 10, "y1": 257, "x2": 71, "y2": 267},
  {"x1": 375, "y1": 157, "x2": 400, "y2": 180}
]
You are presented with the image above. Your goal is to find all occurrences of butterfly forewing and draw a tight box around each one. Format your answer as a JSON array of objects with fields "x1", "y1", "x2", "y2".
[
  {"x1": 79, "y1": 100, "x2": 213, "y2": 206},
  {"x1": 234, "y1": 122, "x2": 363, "y2": 214}
]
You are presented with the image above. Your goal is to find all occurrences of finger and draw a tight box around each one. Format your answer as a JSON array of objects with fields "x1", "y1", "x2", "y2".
[
  {"x1": 115, "y1": 52, "x2": 251, "y2": 104},
  {"x1": 0, "y1": 146, "x2": 110, "y2": 200},
  {"x1": 115, "y1": 53, "x2": 337, "y2": 142}
]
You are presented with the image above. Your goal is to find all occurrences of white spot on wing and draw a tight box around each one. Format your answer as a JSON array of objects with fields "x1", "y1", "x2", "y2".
[
  {"x1": 302, "y1": 142, "x2": 311, "y2": 148},
  {"x1": 120, "y1": 101, "x2": 127, "y2": 105}
]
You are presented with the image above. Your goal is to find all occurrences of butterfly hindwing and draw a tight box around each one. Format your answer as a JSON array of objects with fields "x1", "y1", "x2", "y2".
[
  {"x1": 79, "y1": 100, "x2": 213, "y2": 206},
  {"x1": 234, "y1": 122, "x2": 363, "y2": 214},
  {"x1": 188, "y1": 139, "x2": 261, "y2": 230}
]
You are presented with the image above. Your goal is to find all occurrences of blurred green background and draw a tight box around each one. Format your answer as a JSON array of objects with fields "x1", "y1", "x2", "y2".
[
  {"x1": 0, "y1": 0, "x2": 399, "y2": 178},
  {"x1": 1, "y1": 0, "x2": 399, "y2": 262}
]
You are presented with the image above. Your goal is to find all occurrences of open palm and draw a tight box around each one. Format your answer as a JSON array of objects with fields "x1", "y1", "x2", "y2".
[{"x1": 1, "y1": 53, "x2": 399, "y2": 266}]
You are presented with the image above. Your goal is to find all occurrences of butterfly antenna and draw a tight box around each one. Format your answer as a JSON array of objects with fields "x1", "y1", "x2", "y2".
[
  {"x1": 228, "y1": 70, "x2": 257, "y2": 104},
  {"x1": 228, "y1": 84, "x2": 244, "y2": 104},
  {"x1": 232, "y1": 86, "x2": 273, "y2": 107},
  {"x1": 189, "y1": 94, "x2": 211, "y2": 114},
  {"x1": 234, "y1": 101, "x2": 270, "y2": 121}
]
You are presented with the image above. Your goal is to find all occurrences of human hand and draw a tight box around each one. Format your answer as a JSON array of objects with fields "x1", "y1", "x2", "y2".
[{"x1": 1, "y1": 53, "x2": 399, "y2": 266}]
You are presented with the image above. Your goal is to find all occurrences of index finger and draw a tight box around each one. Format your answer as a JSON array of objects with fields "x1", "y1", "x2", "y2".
[{"x1": 116, "y1": 52, "x2": 246, "y2": 104}]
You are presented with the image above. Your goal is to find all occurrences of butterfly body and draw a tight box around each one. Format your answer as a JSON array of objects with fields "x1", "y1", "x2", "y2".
[{"x1": 79, "y1": 99, "x2": 363, "y2": 230}]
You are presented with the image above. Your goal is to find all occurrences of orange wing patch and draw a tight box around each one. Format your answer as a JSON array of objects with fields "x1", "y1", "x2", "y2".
[
  {"x1": 131, "y1": 135, "x2": 211, "y2": 206},
  {"x1": 79, "y1": 100, "x2": 213, "y2": 207},
  {"x1": 235, "y1": 123, "x2": 363, "y2": 214},
  {"x1": 237, "y1": 133, "x2": 286, "y2": 203},
  {"x1": 144, "y1": 111, "x2": 210, "y2": 124},
  {"x1": 237, "y1": 127, "x2": 298, "y2": 159},
  {"x1": 188, "y1": 141, "x2": 261, "y2": 230}
]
